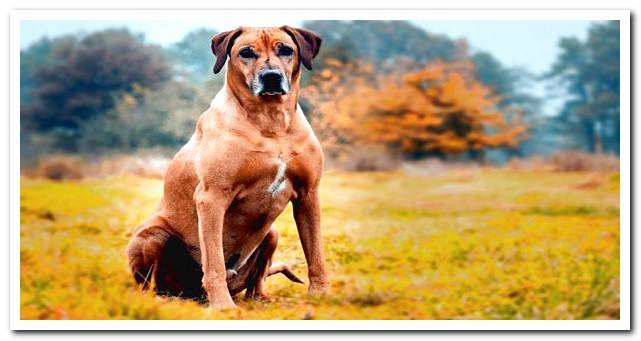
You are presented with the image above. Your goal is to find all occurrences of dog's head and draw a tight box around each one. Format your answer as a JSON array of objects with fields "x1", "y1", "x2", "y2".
[{"x1": 211, "y1": 26, "x2": 321, "y2": 97}]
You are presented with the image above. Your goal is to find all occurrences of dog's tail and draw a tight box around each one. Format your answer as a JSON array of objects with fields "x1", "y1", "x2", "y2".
[{"x1": 267, "y1": 262, "x2": 304, "y2": 284}]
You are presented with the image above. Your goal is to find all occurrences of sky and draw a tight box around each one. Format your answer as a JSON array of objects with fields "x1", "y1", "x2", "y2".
[
  {"x1": 20, "y1": 19, "x2": 598, "y2": 114},
  {"x1": 413, "y1": 21, "x2": 593, "y2": 74},
  {"x1": 20, "y1": 19, "x2": 594, "y2": 74}
]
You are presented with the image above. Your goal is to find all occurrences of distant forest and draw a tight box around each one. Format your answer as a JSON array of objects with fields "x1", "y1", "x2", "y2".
[{"x1": 20, "y1": 20, "x2": 620, "y2": 164}]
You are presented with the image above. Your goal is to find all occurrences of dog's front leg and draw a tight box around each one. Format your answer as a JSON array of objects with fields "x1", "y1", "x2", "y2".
[
  {"x1": 293, "y1": 188, "x2": 329, "y2": 295},
  {"x1": 194, "y1": 183, "x2": 236, "y2": 309}
]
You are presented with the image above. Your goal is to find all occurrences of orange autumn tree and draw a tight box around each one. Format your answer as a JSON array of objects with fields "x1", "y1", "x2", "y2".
[{"x1": 303, "y1": 59, "x2": 527, "y2": 160}]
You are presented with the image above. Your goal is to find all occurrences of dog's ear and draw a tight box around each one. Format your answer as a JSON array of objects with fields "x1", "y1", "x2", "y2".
[
  {"x1": 211, "y1": 28, "x2": 243, "y2": 74},
  {"x1": 281, "y1": 26, "x2": 322, "y2": 70}
]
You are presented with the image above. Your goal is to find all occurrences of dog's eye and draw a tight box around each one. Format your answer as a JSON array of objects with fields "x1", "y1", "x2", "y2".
[
  {"x1": 239, "y1": 48, "x2": 257, "y2": 59},
  {"x1": 278, "y1": 45, "x2": 294, "y2": 57}
]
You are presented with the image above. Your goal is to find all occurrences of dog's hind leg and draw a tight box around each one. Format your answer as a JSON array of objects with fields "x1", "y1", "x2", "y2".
[
  {"x1": 242, "y1": 227, "x2": 279, "y2": 299},
  {"x1": 127, "y1": 216, "x2": 204, "y2": 301},
  {"x1": 154, "y1": 234, "x2": 205, "y2": 301},
  {"x1": 127, "y1": 217, "x2": 171, "y2": 291},
  {"x1": 225, "y1": 227, "x2": 281, "y2": 299},
  {"x1": 267, "y1": 262, "x2": 304, "y2": 284}
]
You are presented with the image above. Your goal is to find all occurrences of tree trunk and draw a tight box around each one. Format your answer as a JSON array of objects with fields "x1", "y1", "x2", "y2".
[
  {"x1": 593, "y1": 120, "x2": 603, "y2": 154},
  {"x1": 583, "y1": 120, "x2": 595, "y2": 153},
  {"x1": 478, "y1": 149, "x2": 487, "y2": 166}
]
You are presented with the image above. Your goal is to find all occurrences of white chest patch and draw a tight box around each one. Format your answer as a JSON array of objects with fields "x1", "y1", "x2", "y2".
[{"x1": 267, "y1": 157, "x2": 287, "y2": 197}]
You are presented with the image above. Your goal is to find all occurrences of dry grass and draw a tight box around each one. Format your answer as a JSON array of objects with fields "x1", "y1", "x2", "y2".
[
  {"x1": 28, "y1": 155, "x2": 86, "y2": 181},
  {"x1": 549, "y1": 151, "x2": 620, "y2": 172},
  {"x1": 507, "y1": 151, "x2": 620, "y2": 173},
  {"x1": 27, "y1": 154, "x2": 170, "y2": 180},
  {"x1": 20, "y1": 168, "x2": 620, "y2": 319},
  {"x1": 339, "y1": 147, "x2": 400, "y2": 171}
]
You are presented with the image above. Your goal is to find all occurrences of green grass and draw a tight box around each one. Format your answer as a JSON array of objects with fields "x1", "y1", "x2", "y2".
[{"x1": 20, "y1": 169, "x2": 620, "y2": 319}]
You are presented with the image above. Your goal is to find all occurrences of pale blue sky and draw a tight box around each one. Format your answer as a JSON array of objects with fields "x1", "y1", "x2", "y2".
[
  {"x1": 20, "y1": 20, "x2": 595, "y2": 74},
  {"x1": 20, "y1": 19, "x2": 600, "y2": 114},
  {"x1": 413, "y1": 21, "x2": 594, "y2": 73}
]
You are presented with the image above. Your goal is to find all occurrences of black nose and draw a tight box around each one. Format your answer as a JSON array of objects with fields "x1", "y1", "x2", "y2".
[{"x1": 260, "y1": 70, "x2": 284, "y2": 91}]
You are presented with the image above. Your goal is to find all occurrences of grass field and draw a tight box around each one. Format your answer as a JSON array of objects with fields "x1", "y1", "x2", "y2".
[{"x1": 20, "y1": 168, "x2": 620, "y2": 320}]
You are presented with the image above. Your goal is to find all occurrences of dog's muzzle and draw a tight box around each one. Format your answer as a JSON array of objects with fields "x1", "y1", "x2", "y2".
[{"x1": 253, "y1": 69, "x2": 290, "y2": 96}]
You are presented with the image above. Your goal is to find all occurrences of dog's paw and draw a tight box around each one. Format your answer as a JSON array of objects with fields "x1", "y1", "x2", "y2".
[
  {"x1": 307, "y1": 282, "x2": 329, "y2": 296},
  {"x1": 246, "y1": 293, "x2": 273, "y2": 302},
  {"x1": 207, "y1": 294, "x2": 237, "y2": 310}
]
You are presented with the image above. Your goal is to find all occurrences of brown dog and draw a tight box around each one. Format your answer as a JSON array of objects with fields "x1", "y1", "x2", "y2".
[{"x1": 126, "y1": 26, "x2": 328, "y2": 309}]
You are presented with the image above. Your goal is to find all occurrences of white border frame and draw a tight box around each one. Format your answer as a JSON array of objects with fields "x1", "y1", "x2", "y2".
[{"x1": 9, "y1": 9, "x2": 631, "y2": 331}]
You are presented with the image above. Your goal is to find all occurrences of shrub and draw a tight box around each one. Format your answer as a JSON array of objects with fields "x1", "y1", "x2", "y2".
[
  {"x1": 549, "y1": 151, "x2": 619, "y2": 172},
  {"x1": 25, "y1": 154, "x2": 170, "y2": 180},
  {"x1": 94, "y1": 155, "x2": 169, "y2": 179},
  {"x1": 32, "y1": 156, "x2": 85, "y2": 181},
  {"x1": 339, "y1": 147, "x2": 400, "y2": 172}
]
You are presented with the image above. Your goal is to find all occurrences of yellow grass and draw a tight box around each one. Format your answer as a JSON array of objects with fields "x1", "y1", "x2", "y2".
[{"x1": 20, "y1": 169, "x2": 620, "y2": 319}]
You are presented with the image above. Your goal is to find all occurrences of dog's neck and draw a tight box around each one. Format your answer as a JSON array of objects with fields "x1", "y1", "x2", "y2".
[{"x1": 225, "y1": 72, "x2": 300, "y2": 137}]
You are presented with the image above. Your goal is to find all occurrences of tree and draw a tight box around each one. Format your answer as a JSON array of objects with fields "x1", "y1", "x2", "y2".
[
  {"x1": 76, "y1": 80, "x2": 211, "y2": 153},
  {"x1": 303, "y1": 59, "x2": 527, "y2": 161},
  {"x1": 20, "y1": 37, "x2": 53, "y2": 106},
  {"x1": 472, "y1": 51, "x2": 542, "y2": 157},
  {"x1": 302, "y1": 20, "x2": 468, "y2": 71},
  {"x1": 302, "y1": 20, "x2": 536, "y2": 162},
  {"x1": 546, "y1": 21, "x2": 620, "y2": 154},
  {"x1": 23, "y1": 29, "x2": 172, "y2": 151},
  {"x1": 166, "y1": 28, "x2": 219, "y2": 84}
]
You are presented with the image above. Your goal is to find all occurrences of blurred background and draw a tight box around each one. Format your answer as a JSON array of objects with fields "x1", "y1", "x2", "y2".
[{"x1": 20, "y1": 20, "x2": 620, "y2": 176}]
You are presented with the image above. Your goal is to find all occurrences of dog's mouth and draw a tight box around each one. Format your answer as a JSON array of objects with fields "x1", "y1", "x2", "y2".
[{"x1": 258, "y1": 90, "x2": 287, "y2": 96}]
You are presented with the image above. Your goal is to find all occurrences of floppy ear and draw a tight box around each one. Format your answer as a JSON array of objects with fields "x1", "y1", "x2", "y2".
[
  {"x1": 281, "y1": 26, "x2": 322, "y2": 70},
  {"x1": 211, "y1": 28, "x2": 243, "y2": 74}
]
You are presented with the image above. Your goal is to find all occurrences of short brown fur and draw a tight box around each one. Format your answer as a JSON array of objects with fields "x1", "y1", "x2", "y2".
[{"x1": 126, "y1": 26, "x2": 328, "y2": 309}]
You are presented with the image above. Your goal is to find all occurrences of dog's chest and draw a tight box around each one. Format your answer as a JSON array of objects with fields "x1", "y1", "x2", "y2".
[
  {"x1": 266, "y1": 156, "x2": 288, "y2": 197},
  {"x1": 254, "y1": 153, "x2": 299, "y2": 198},
  {"x1": 232, "y1": 152, "x2": 298, "y2": 216},
  {"x1": 228, "y1": 134, "x2": 319, "y2": 217}
]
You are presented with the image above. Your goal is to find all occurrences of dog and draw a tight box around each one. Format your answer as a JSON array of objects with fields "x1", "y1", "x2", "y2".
[{"x1": 126, "y1": 26, "x2": 328, "y2": 309}]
